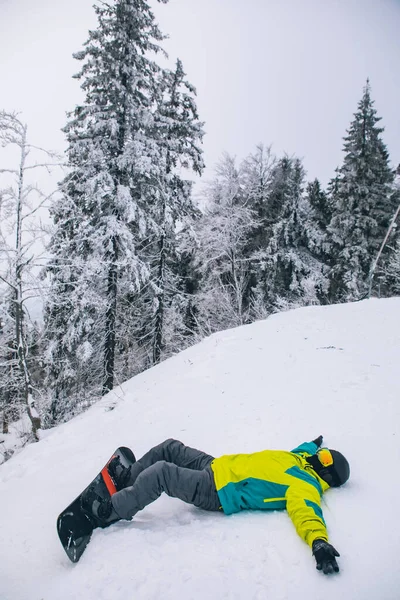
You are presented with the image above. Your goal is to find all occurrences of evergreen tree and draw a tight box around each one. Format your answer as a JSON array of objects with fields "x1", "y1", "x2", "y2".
[
  {"x1": 385, "y1": 238, "x2": 400, "y2": 295},
  {"x1": 328, "y1": 80, "x2": 396, "y2": 301},
  {"x1": 45, "y1": 1, "x2": 203, "y2": 420},
  {"x1": 240, "y1": 144, "x2": 276, "y2": 303},
  {"x1": 245, "y1": 154, "x2": 298, "y2": 314},
  {"x1": 136, "y1": 58, "x2": 204, "y2": 365},
  {"x1": 303, "y1": 179, "x2": 331, "y2": 302},
  {"x1": 254, "y1": 159, "x2": 328, "y2": 311},
  {"x1": 45, "y1": 0, "x2": 169, "y2": 417},
  {"x1": 305, "y1": 179, "x2": 331, "y2": 253},
  {"x1": 44, "y1": 195, "x2": 104, "y2": 422},
  {"x1": 173, "y1": 216, "x2": 203, "y2": 340},
  {"x1": 378, "y1": 166, "x2": 400, "y2": 296}
]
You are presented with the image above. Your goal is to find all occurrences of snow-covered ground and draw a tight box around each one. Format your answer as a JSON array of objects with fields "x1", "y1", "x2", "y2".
[{"x1": 1, "y1": 298, "x2": 400, "y2": 600}]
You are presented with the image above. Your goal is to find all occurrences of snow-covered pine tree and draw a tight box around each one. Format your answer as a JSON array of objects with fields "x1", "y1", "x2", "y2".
[
  {"x1": 240, "y1": 144, "x2": 276, "y2": 304},
  {"x1": 173, "y1": 215, "x2": 203, "y2": 341},
  {"x1": 251, "y1": 156, "x2": 296, "y2": 311},
  {"x1": 305, "y1": 179, "x2": 331, "y2": 254},
  {"x1": 378, "y1": 165, "x2": 400, "y2": 296},
  {"x1": 254, "y1": 158, "x2": 328, "y2": 311},
  {"x1": 385, "y1": 239, "x2": 400, "y2": 295},
  {"x1": 131, "y1": 58, "x2": 204, "y2": 366},
  {"x1": 44, "y1": 195, "x2": 105, "y2": 422},
  {"x1": 328, "y1": 80, "x2": 396, "y2": 302},
  {"x1": 303, "y1": 179, "x2": 331, "y2": 302},
  {"x1": 45, "y1": 0, "x2": 171, "y2": 418}
]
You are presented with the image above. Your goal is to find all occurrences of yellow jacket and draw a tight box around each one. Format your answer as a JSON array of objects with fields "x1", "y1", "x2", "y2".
[{"x1": 210, "y1": 441, "x2": 329, "y2": 547}]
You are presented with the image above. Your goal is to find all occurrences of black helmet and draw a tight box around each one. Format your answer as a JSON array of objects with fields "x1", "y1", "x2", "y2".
[{"x1": 306, "y1": 449, "x2": 350, "y2": 487}]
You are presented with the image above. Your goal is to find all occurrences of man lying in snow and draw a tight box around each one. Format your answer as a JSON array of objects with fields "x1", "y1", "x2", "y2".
[{"x1": 81, "y1": 435, "x2": 349, "y2": 575}]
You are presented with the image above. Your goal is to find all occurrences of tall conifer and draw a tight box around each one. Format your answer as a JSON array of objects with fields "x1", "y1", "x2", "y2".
[
  {"x1": 45, "y1": 1, "x2": 204, "y2": 418},
  {"x1": 254, "y1": 160, "x2": 329, "y2": 311},
  {"x1": 46, "y1": 0, "x2": 169, "y2": 414},
  {"x1": 142, "y1": 59, "x2": 204, "y2": 364},
  {"x1": 328, "y1": 80, "x2": 396, "y2": 301}
]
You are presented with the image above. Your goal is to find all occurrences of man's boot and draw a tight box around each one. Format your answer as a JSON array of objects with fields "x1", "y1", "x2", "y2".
[
  {"x1": 81, "y1": 485, "x2": 121, "y2": 528},
  {"x1": 108, "y1": 455, "x2": 132, "y2": 491}
]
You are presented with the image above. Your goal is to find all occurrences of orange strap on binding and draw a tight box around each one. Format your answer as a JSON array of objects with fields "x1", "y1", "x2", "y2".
[{"x1": 101, "y1": 462, "x2": 117, "y2": 496}]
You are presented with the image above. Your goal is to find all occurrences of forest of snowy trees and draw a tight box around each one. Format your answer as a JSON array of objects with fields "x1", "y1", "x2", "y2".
[{"x1": 1, "y1": 0, "x2": 399, "y2": 452}]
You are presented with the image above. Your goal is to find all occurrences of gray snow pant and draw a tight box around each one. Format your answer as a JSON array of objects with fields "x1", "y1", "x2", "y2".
[{"x1": 111, "y1": 439, "x2": 221, "y2": 520}]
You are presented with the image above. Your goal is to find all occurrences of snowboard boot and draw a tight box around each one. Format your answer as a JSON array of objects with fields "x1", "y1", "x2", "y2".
[
  {"x1": 81, "y1": 485, "x2": 120, "y2": 528},
  {"x1": 108, "y1": 455, "x2": 132, "y2": 491}
]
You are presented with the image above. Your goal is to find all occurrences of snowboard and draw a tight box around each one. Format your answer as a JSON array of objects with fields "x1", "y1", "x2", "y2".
[{"x1": 57, "y1": 446, "x2": 136, "y2": 563}]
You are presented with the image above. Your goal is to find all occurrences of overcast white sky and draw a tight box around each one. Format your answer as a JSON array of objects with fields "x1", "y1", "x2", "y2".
[{"x1": 1, "y1": 0, "x2": 399, "y2": 187}]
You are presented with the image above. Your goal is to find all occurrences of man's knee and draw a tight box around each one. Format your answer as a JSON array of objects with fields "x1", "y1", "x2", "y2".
[
  {"x1": 141, "y1": 460, "x2": 174, "y2": 494},
  {"x1": 157, "y1": 438, "x2": 182, "y2": 459},
  {"x1": 161, "y1": 438, "x2": 181, "y2": 447},
  {"x1": 143, "y1": 459, "x2": 171, "y2": 477}
]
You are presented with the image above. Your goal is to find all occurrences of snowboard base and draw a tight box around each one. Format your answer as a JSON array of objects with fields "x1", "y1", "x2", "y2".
[{"x1": 57, "y1": 446, "x2": 135, "y2": 563}]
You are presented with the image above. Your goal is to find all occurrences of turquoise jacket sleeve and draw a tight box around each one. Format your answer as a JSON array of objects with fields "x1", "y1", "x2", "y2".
[{"x1": 291, "y1": 441, "x2": 318, "y2": 456}]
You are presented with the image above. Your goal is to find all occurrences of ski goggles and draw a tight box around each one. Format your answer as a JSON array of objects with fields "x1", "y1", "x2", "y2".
[{"x1": 317, "y1": 448, "x2": 334, "y2": 467}]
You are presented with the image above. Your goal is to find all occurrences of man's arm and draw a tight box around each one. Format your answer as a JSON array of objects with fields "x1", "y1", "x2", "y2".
[
  {"x1": 286, "y1": 483, "x2": 340, "y2": 574},
  {"x1": 291, "y1": 435, "x2": 323, "y2": 457},
  {"x1": 286, "y1": 483, "x2": 327, "y2": 547}
]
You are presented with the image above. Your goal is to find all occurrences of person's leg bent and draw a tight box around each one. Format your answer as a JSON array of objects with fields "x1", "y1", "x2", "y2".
[
  {"x1": 112, "y1": 460, "x2": 220, "y2": 520},
  {"x1": 125, "y1": 439, "x2": 215, "y2": 487}
]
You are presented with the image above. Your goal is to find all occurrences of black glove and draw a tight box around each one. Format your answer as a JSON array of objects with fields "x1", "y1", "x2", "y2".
[
  {"x1": 312, "y1": 435, "x2": 323, "y2": 448},
  {"x1": 312, "y1": 539, "x2": 340, "y2": 574}
]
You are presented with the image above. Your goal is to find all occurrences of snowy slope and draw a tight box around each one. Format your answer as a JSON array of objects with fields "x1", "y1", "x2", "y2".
[{"x1": 1, "y1": 298, "x2": 400, "y2": 600}]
